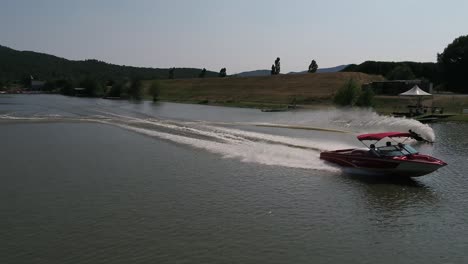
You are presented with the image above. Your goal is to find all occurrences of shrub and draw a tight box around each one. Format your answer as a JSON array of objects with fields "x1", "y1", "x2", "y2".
[
  {"x1": 333, "y1": 79, "x2": 361, "y2": 106},
  {"x1": 356, "y1": 88, "x2": 375, "y2": 107},
  {"x1": 108, "y1": 81, "x2": 124, "y2": 97}
]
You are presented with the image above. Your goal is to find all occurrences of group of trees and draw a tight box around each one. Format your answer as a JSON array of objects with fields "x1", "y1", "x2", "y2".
[
  {"x1": 165, "y1": 66, "x2": 229, "y2": 79},
  {"x1": 0, "y1": 45, "x2": 218, "y2": 88},
  {"x1": 210, "y1": 57, "x2": 318, "y2": 78},
  {"x1": 195, "y1": 67, "x2": 227, "y2": 78},
  {"x1": 342, "y1": 35, "x2": 468, "y2": 93},
  {"x1": 41, "y1": 79, "x2": 74, "y2": 94},
  {"x1": 105, "y1": 78, "x2": 144, "y2": 99},
  {"x1": 342, "y1": 61, "x2": 438, "y2": 83},
  {"x1": 437, "y1": 35, "x2": 468, "y2": 93},
  {"x1": 41, "y1": 77, "x2": 145, "y2": 99},
  {"x1": 270, "y1": 57, "x2": 319, "y2": 75}
]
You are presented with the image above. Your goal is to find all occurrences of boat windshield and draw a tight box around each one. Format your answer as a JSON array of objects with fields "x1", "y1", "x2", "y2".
[
  {"x1": 376, "y1": 146, "x2": 402, "y2": 156},
  {"x1": 376, "y1": 144, "x2": 418, "y2": 157},
  {"x1": 400, "y1": 144, "x2": 418, "y2": 154}
]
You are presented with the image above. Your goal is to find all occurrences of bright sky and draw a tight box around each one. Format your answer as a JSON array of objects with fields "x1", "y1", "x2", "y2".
[{"x1": 1, "y1": 0, "x2": 466, "y2": 73}]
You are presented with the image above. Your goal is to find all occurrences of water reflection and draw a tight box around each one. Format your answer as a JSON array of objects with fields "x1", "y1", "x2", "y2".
[{"x1": 339, "y1": 173, "x2": 438, "y2": 225}]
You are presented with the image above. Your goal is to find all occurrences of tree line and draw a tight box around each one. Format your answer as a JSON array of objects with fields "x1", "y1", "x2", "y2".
[
  {"x1": 0, "y1": 44, "x2": 217, "y2": 88},
  {"x1": 342, "y1": 35, "x2": 468, "y2": 93}
]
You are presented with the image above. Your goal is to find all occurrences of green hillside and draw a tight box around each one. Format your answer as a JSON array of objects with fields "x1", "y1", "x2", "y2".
[{"x1": 0, "y1": 45, "x2": 217, "y2": 84}]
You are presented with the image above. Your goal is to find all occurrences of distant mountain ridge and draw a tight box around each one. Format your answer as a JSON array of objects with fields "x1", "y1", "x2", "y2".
[
  {"x1": 236, "y1": 65, "x2": 349, "y2": 77},
  {"x1": 0, "y1": 44, "x2": 217, "y2": 82},
  {"x1": 235, "y1": 69, "x2": 271, "y2": 77}
]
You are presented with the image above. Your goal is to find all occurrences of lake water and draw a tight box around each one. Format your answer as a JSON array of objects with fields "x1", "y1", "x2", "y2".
[{"x1": 1, "y1": 94, "x2": 467, "y2": 263}]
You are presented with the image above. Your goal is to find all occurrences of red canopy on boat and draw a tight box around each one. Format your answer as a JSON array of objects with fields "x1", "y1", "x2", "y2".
[{"x1": 357, "y1": 132, "x2": 412, "y2": 141}]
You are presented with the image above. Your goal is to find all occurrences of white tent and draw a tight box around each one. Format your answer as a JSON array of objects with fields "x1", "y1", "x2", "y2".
[
  {"x1": 399, "y1": 85, "x2": 432, "y2": 96},
  {"x1": 398, "y1": 85, "x2": 433, "y2": 112}
]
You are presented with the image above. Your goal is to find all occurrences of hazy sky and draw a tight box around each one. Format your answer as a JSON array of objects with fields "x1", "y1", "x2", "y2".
[{"x1": 1, "y1": 0, "x2": 467, "y2": 73}]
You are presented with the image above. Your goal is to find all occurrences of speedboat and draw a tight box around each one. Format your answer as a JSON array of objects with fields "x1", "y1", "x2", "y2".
[{"x1": 320, "y1": 132, "x2": 447, "y2": 177}]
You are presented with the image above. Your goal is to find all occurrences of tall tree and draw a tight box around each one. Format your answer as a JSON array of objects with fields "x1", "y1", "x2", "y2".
[
  {"x1": 437, "y1": 35, "x2": 468, "y2": 92},
  {"x1": 308, "y1": 60, "x2": 318, "y2": 73},
  {"x1": 271, "y1": 64, "x2": 276, "y2": 75},
  {"x1": 274, "y1": 57, "x2": 281, "y2": 74},
  {"x1": 219, "y1": 68, "x2": 227, "y2": 77}
]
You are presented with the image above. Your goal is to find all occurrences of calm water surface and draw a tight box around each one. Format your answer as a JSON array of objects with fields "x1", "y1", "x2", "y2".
[{"x1": 1, "y1": 95, "x2": 467, "y2": 263}]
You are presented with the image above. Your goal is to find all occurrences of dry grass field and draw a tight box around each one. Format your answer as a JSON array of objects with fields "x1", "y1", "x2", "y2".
[{"x1": 143, "y1": 72, "x2": 384, "y2": 106}]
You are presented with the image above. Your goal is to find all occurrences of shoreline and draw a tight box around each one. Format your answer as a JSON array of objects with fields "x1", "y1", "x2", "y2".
[{"x1": 3, "y1": 91, "x2": 468, "y2": 122}]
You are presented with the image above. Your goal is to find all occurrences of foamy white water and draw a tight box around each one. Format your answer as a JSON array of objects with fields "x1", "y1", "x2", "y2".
[{"x1": 325, "y1": 108, "x2": 435, "y2": 142}]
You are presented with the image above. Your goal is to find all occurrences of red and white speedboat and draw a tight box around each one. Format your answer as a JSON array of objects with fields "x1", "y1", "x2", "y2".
[{"x1": 320, "y1": 132, "x2": 447, "y2": 177}]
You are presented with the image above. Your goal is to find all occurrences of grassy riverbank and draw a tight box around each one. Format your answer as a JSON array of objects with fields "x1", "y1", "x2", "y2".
[
  {"x1": 142, "y1": 72, "x2": 384, "y2": 107},
  {"x1": 139, "y1": 72, "x2": 468, "y2": 120}
]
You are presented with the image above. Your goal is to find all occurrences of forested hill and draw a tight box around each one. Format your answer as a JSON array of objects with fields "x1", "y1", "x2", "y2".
[
  {"x1": 341, "y1": 61, "x2": 440, "y2": 84},
  {"x1": 0, "y1": 45, "x2": 217, "y2": 82}
]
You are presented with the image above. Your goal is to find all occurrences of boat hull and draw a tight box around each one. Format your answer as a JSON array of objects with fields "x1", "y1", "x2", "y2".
[{"x1": 320, "y1": 150, "x2": 447, "y2": 177}]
